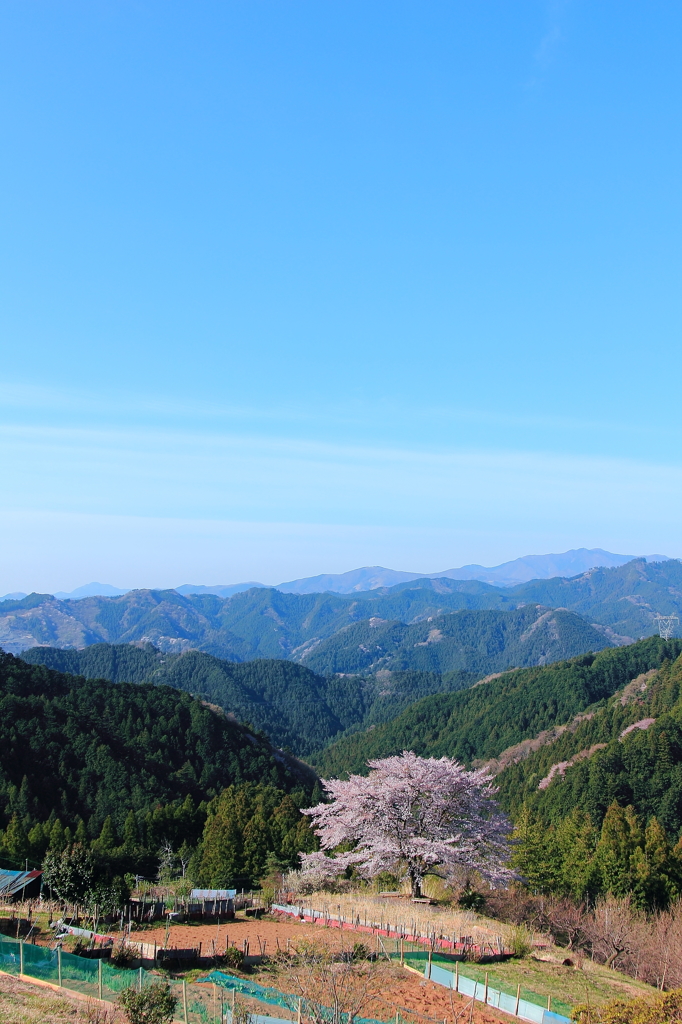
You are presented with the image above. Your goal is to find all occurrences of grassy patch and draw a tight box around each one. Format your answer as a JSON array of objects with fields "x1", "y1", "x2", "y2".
[
  {"x1": 0, "y1": 973, "x2": 90, "y2": 1023},
  {"x1": 401, "y1": 951, "x2": 656, "y2": 1016}
]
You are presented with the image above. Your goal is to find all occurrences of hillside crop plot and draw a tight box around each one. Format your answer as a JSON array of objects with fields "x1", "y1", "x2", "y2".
[
  {"x1": 137, "y1": 911, "x2": 656, "y2": 1019},
  {"x1": 0, "y1": 971, "x2": 100, "y2": 1023}
]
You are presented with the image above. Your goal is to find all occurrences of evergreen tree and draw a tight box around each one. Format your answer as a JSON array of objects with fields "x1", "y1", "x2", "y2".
[
  {"x1": 595, "y1": 802, "x2": 642, "y2": 898},
  {"x1": 48, "y1": 819, "x2": 66, "y2": 852},
  {"x1": 242, "y1": 814, "x2": 271, "y2": 881},
  {"x1": 639, "y1": 817, "x2": 682, "y2": 907},
  {"x1": 92, "y1": 816, "x2": 118, "y2": 857},
  {"x1": 511, "y1": 807, "x2": 561, "y2": 894},
  {"x1": 2, "y1": 813, "x2": 29, "y2": 863},
  {"x1": 554, "y1": 808, "x2": 599, "y2": 900},
  {"x1": 27, "y1": 822, "x2": 48, "y2": 861},
  {"x1": 122, "y1": 811, "x2": 138, "y2": 852}
]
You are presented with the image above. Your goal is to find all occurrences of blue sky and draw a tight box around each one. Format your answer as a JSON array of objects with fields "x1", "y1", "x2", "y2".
[{"x1": 1, "y1": 1, "x2": 680, "y2": 592}]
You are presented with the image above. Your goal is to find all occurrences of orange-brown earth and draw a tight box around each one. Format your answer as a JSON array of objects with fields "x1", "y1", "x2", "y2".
[{"x1": 134, "y1": 915, "x2": 507, "y2": 1024}]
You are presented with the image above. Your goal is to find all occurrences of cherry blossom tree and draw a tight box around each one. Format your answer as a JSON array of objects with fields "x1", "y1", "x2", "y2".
[{"x1": 301, "y1": 751, "x2": 512, "y2": 898}]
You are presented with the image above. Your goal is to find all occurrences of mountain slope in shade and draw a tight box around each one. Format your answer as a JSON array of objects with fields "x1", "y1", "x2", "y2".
[
  {"x1": 20, "y1": 642, "x2": 478, "y2": 757},
  {"x1": 0, "y1": 651, "x2": 318, "y2": 840}
]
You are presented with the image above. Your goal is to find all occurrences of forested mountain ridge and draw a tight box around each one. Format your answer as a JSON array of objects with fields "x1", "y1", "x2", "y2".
[
  {"x1": 0, "y1": 652, "x2": 318, "y2": 849},
  {"x1": 495, "y1": 650, "x2": 682, "y2": 836},
  {"x1": 21, "y1": 643, "x2": 478, "y2": 756},
  {"x1": 1, "y1": 558, "x2": 679, "y2": 658},
  {"x1": 297, "y1": 606, "x2": 610, "y2": 676},
  {"x1": 313, "y1": 637, "x2": 682, "y2": 777}
]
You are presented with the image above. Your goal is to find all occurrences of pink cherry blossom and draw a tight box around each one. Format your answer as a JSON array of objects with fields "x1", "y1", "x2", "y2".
[{"x1": 301, "y1": 750, "x2": 512, "y2": 897}]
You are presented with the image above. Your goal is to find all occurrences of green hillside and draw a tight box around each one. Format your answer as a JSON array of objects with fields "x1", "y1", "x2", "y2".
[
  {"x1": 506, "y1": 557, "x2": 682, "y2": 641},
  {"x1": 496, "y1": 650, "x2": 682, "y2": 836},
  {"x1": 21, "y1": 643, "x2": 477, "y2": 755},
  {"x1": 314, "y1": 637, "x2": 682, "y2": 776},
  {"x1": 2, "y1": 558, "x2": 680, "y2": 659},
  {"x1": 298, "y1": 605, "x2": 610, "y2": 676},
  {"x1": 0, "y1": 652, "x2": 317, "y2": 848}
]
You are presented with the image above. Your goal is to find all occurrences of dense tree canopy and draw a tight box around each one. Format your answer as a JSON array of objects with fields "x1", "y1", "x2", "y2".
[
  {"x1": 315, "y1": 638, "x2": 682, "y2": 776},
  {"x1": 0, "y1": 652, "x2": 316, "y2": 873}
]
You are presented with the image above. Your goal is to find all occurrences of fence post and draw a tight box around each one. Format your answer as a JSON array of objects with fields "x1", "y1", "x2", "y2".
[
  {"x1": 400, "y1": 937, "x2": 404, "y2": 966},
  {"x1": 454, "y1": 960, "x2": 459, "y2": 993},
  {"x1": 547, "y1": 995, "x2": 551, "y2": 1012},
  {"x1": 183, "y1": 979, "x2": 189, "y2": 1024},
  {"x1": 58, "y1": 947, "x2": 62, "y2": 988},
  {"x1": 139, "y1": 966, "x2": 143, "y2": 992},
  {"x1": 98, "y1": 958, "x2": 103, "y2": 1001},
  {"x1": 19, "y1": 939, "x2": 24, "y2": 976},
  {"x1": 515, "y1": 983, "x2": 520, "y2": 1016},
  {"x1": 484, "y1": 972, "x2": 488, "y2": 1005},
  {"x1": 297, "y1": 996, "x2": 302, "y2": 1024},
  {"x1": 428, "y1": 946, "x2": 432, "y2": 979}
]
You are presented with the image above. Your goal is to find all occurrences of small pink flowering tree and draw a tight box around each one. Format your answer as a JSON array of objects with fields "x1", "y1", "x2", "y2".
[{"x1": 301, "y1": 751, "x2": 512, "y2": 898}]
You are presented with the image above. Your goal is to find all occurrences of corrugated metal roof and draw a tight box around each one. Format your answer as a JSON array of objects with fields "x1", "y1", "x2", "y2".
[
  {"x1": 0, "y1": 869, "x2": 42, "y2": 897},
  {"x1": 190, "y1": 888, "x2": 236, "y2": 899}
]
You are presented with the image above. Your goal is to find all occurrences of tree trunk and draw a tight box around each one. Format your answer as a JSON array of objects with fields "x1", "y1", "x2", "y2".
[
  {"x1": 605, "y1": 947, "x2": 624, "y2": 968},
  {"x1": 409, "y1": 869, "x2": 422, "y2": 899}
]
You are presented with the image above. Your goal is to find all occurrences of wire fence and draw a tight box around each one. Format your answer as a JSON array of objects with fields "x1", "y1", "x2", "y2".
[
  {"x1": 0, "y1": 937, "x2": 387, "y2": 1024},
  {"x1": 391, "y1": 947, "x2": 571, "y2": 1024},
  {"x1": 0, "y1": 933, "x2": 573, "y2": 1024}
]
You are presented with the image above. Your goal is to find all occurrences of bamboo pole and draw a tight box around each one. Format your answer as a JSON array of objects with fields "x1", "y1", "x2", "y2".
[
  {"x1": 297, "y1": 996, "x2": 302, "y2": 1024},
  {"x1": 400, "y1": 937, "x2": 404, "y2": 966},
  {"x1": 183, "y1": 980, "x2": 189, "y2": 1024},
  {"x1": 515, "y1": 983, "x2": 521, "y2": 1016},
  {"x1": 547, "y1": 995, "x2": 551, "y2": 1012},
  {"x1": 19, "y1": 940, "x2": 24, "y2": 976},
  {"x1": 98, "y1": 958, "x2": 103, "y2": 1001},
  {"x1": 484, "y1": 972, "x2": 488, "y2": 1005},
  {"x1": 58, "y1": 947, "x2": 62, "y2": 987},
  {"x1": 454, "y1": 960, "x2": 459, "y2": 992}
]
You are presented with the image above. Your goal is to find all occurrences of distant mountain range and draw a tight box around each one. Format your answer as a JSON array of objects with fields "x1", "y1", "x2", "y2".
[
  {"x1": 2, "y1": 548, "x2": 672, "y2": 602},
  {"x1": 1, "y1": 558, "x2": 680, "y2": 660}
]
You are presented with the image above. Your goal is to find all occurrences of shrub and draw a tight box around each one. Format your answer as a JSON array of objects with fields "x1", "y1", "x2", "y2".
[
  {"x1": 458, "y1": 889, "x2": 486, "y2": 911},
  {"x1": 573, "y1": 988, "x2": 682, "y2": 1024},
  {"x1": 222, "y1": 946, "x2": 244, "y2": 969},
  {"x1": 110, "y1": 941, "x2": 139, "y2": 967},
  {"x1": 118, "y1": 982, "x2": 177, "y2": 1024},
  {"x1": 508, "y1": 924, "x2": 532, "y2": 958}
]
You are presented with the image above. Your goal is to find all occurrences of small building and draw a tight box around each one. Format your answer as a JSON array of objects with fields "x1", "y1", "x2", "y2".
[
  {"x1": 188, "y1": 888, "x2": 236, "y2": 917},
  {"x1": 0, "y1": 869, "x2": 42, "y2": 901}
]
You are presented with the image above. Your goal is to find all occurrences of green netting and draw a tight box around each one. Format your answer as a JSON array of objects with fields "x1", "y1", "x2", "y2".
[
  {"x1": 0, "y1": 935, "x2": 20, "y2": 974},
  {"x1": 205, "y1": 971, "x2": 386, "y2": 1024},
  {"x1": 0, "y1": 938, "x2": 393, "y2": 1024}
]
